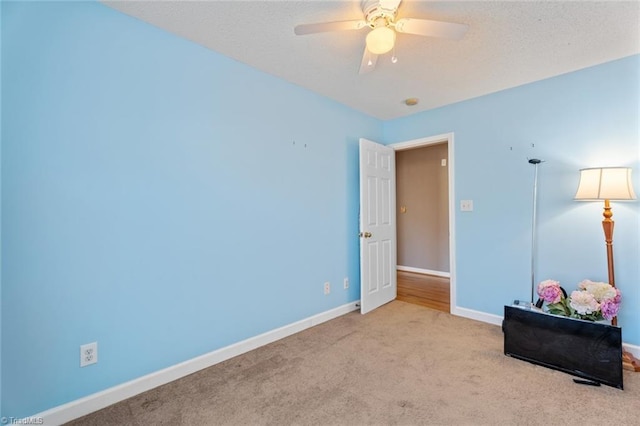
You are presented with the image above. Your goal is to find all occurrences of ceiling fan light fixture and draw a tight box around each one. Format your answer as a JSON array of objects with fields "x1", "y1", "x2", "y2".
[{"x1": 366, "y1": 26, "x2": 396, "y2": 55}]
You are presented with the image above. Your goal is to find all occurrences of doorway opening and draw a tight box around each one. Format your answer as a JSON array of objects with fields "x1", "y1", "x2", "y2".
[{"x1": 389, "y1": 133, "x2": 455, "y2": 313}]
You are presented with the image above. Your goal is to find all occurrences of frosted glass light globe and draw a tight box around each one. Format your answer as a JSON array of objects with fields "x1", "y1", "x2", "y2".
[{"x1": 366, "y1": 27, "x2": 396, "y2": 55}]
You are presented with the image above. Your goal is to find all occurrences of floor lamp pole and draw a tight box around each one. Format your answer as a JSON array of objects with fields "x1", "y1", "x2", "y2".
[
  {"x1": 601, "y1": 199, "x2": 617, "y2": 325},
  {"x1": 529, "y1": 158, "x2": 542, "y2": 304}
]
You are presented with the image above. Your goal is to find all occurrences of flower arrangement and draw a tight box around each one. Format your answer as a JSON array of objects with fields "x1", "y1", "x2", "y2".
[{"x1": 536, "y1": 279, "x2": 621, "y2": 322}]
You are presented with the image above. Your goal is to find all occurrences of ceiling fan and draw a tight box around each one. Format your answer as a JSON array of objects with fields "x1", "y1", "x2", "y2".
[{"x1": 294, "y1": 0, "x2": 469, "y2": 74}]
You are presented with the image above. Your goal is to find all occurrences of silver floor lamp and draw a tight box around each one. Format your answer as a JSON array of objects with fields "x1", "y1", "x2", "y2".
[{"x1": 528, "y1": 158, "x2": 543, "y2": 304}]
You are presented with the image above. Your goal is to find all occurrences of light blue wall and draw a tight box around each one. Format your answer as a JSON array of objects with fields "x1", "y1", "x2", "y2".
[
  {"x1": 384, "y1": 55, "x2": 640, "y2": 345},
  {"x1": 0, "y1": 0, "x2": 3, "y2": 419},
  {"x1": 2, "y1": 0, "x2": 639, "y2": 420},
  {"x1": 1, "y1": 1, "x2": 380, "y2": 418}
]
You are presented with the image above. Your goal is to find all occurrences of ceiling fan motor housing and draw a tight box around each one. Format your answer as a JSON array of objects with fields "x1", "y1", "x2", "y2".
[{"x1": 362, "y1": 0, "x2": 398, "y2": 27}]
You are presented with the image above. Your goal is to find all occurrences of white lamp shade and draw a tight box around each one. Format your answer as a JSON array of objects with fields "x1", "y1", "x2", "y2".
[
  {"x1": 366, "y1": 26, "x2": 396, "y2": 55},
  {"x1": 574, "y1": 167, "x2": 637, "y2": 200}
]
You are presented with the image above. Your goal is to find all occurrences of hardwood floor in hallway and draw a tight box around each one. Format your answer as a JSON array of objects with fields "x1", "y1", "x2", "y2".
[{"x1": 396, "y1": 270, "x2": 450, "y2": 313}]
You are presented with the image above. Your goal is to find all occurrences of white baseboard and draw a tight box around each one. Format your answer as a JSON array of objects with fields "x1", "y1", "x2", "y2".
[
  {"x1": 396, "y1": 265, "x2": 450, "y2": 278},
  {"x1": 623, "y1": 343, "x2": 640, "y2": 359},
  {"x1": 452, "y1": 306, "x2": 503, "y2": 326},
  {"x1": 29, "y1": 300, "x2": 640, "y2": 425},
  {"x1": 32, "y1": 301, "x2": 360, "y2": 425}
]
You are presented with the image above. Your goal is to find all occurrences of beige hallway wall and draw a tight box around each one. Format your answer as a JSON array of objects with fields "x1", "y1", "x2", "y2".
[{"x1": 396, "y1": 143, "x2": 449, "y2": 272}]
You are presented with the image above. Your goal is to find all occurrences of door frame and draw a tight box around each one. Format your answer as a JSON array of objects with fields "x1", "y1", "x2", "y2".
[{"x1": 388, "y1": 132, "x2": 456, "y2": 313}]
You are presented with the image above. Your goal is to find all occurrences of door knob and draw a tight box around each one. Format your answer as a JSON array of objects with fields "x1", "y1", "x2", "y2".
[{"x1": 359, "y1": 231, "x2": 372, "y2": 238}]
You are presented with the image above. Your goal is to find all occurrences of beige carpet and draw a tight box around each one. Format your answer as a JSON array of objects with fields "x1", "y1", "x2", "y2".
[{"x1": 67, "y1": 301, "x2": 639, "y2": 425}]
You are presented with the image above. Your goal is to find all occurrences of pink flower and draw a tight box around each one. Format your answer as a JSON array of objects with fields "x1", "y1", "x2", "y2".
[
  {"x1": 539, "y1": 279, "x2": 623, "y2": 321},
  {"x1": 599, "y1": 288, "x2": 621, "y2": 320},
  {"x1": 612, "y1": 288, "x2": 622, "y2": 304},
  {"x1": 600, "y1": 298, "x2": 621, "y2": 321},
  {"x1": 537, "y1": 279, "x2": 562, "y2": 303}
]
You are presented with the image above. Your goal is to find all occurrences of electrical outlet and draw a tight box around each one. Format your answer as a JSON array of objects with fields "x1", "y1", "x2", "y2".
[
  {"x1": 80, "y1": 342, "x2": 98, "y2": 367},
  {"x1": 344, "y1": 277, "x2": 349, "y2": 289},
  {"x1": 324, "y1": 282, "x2": 331, "y2": 295}
]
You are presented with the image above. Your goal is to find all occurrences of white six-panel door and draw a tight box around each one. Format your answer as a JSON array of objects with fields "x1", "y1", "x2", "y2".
[{"x1": 359, "y1": 138, "x2": 397, "y2": 314}]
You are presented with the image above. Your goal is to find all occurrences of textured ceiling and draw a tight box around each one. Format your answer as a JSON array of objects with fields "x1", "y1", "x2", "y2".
[{"x1": 102, "y1": 0, "x2": 640, "y2": 120}]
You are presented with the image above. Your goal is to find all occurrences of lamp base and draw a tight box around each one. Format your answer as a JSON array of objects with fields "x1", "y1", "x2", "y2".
[{"x1": 622, "y1": 350, "x2": 640, "y2": 372}]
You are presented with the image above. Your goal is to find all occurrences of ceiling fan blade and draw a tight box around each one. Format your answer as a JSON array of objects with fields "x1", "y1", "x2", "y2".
[
  {"x1": 294, "y1": 20, "x2": 367, "y2": 35},
  {"x1": 394, "y1": 18, "x2": 469, "y2": 40},
  {"x1": 358, "y1": 47, "x2": 378, "y2": 75}
]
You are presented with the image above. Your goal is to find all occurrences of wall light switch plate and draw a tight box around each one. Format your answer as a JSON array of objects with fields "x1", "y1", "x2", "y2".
[{"x1": 460, "y1": 200, "x2": 474, "y2": 212}]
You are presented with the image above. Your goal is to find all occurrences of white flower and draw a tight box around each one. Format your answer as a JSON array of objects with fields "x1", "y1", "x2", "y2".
[
  {"x1": 569, "y1": 290, "x2": 599, "y2": 315},
  {"x1": 578, "y1": 280, "x2": 616, "y2": 302}
]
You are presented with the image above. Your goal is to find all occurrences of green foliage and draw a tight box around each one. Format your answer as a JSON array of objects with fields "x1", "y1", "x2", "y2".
[{"x1": 546, "y1": 297, "x2": 605, "y2": 322}]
